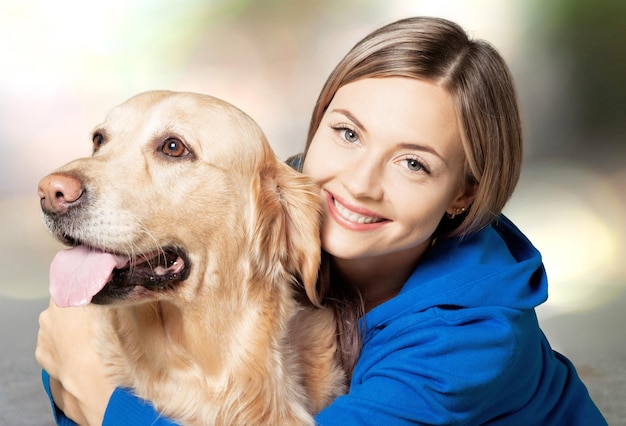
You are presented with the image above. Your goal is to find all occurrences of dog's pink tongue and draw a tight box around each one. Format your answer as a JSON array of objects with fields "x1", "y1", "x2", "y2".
[{"x1": 49, "y1": 245, "x2": 129, "y2": 308}]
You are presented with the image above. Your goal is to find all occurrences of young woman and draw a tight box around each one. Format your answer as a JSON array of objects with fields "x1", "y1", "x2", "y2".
[{"x1": 36, "y1": 17, "x2": 606, "y2": 424}]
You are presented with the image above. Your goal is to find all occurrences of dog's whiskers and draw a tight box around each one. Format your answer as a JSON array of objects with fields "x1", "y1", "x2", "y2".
[{"x1": 134, "y1": 220, "x2": 166, "y2": 272}]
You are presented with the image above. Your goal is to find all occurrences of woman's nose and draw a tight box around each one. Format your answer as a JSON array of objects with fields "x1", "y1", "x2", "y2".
[{"x1": 342, "y1": 156, "x2": 384, "y2": 201}]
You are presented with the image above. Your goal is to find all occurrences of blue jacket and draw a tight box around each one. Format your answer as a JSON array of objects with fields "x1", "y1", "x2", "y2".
[{"x1": 43, "y1": 216, "x2": 606, "y2": 425}]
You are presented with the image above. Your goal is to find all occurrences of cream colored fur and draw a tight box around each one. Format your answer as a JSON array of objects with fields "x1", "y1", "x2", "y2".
[{"x1": 43, "y1": 91, "x2": 345, "y2": 425}]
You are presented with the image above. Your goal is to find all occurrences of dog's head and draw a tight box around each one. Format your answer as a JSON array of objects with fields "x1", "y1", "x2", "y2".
[{"x1": 39, "y1": 91, "x2": 322, "y2": 308}]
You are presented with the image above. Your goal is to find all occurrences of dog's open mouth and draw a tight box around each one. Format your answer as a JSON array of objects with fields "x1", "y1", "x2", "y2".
[{"x1": 49, "y1": 245, "x2": 190, "y2": 307}]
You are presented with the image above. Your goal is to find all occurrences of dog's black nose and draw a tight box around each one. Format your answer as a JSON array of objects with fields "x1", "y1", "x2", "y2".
[{"x1": 38, "y1": 173, "x2": 84, "y2": 214}]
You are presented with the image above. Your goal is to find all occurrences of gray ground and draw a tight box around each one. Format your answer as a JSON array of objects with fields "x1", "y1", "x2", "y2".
[{"x1": 1, "y1": 297, "x2": 54, "y2": 426}]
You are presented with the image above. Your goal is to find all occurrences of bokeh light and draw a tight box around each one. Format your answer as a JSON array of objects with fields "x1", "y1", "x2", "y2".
[{"x1": 505, "y1": 160, "x2": 625, "y2": 317}]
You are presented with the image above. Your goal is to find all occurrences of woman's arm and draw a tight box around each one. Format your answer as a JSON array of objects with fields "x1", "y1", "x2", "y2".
[
  {"x1": 35, "y1": 298, "x2": 511, "y2": 425},
  {"x1": 36, "y1": 300, "x2": 177, "y2": 425},
  {"x1": 41, "y1": 370, "x2": 81, "y2": 426},
  {"x1": 314, "y1": 310, "x2": 523, "y2": 425},
  {"x1": 36, "y1": 300, "x2": 114, "y2": 425},
  {"x1": 41, "y1": 369, "x2": 179, "y2": 426}
]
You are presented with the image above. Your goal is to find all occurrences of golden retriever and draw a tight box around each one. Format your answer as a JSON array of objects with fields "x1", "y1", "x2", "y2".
[{"x1": 37, "y1": 91, "x2": 346, "y2": 425}]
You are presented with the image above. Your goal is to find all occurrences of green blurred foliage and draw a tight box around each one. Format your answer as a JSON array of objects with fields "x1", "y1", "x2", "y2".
[{"x1": 539, "y1": 0, "x2": 626, "y2": 136}]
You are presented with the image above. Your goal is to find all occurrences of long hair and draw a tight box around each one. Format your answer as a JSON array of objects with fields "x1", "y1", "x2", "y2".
[{"x1": 305, "y1": 16, "x2": 523, "y2": 377}]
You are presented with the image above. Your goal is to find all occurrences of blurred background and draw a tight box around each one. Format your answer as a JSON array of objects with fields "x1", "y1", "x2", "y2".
[{"x1": 1, "y1": 0, "x2": 624, "y2": 424}]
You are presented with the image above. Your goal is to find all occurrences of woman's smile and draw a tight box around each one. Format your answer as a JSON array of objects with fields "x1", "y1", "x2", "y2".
[{"x1": 326, "y1": 191, "x2": 388, "y2": 229}]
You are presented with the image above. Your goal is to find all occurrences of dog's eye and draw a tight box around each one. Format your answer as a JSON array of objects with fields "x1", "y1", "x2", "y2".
[
  {"x1": 161, "y1": 138, "x2": 190, "y2": 158},
  {"x1": 92, "y1": 132, "x2": 105, "y2": 152}
]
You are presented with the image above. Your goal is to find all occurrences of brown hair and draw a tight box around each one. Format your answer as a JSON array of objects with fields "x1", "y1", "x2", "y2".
[{"x1": 305, "y1": 17, "x2": 523, "y2": 377}]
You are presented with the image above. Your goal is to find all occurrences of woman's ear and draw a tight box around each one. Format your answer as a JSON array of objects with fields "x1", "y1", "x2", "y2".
[{"x1": 447, "y1": 181, "x2": 477, "y2": 217}]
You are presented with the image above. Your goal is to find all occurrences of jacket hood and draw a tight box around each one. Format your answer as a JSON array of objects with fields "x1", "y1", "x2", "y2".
[{"x1": 367, "y1": 215, "x2": 548, "y2": 324}]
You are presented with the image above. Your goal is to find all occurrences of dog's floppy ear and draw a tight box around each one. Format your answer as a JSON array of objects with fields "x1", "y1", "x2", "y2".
[{"x1": 249, "y1": 160, "x2": 323, "y2": 306}]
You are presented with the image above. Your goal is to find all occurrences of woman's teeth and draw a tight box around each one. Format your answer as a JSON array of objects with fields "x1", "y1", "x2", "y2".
[{"x1": 333, "y1": 199, "x2": 384, "y2": 224}]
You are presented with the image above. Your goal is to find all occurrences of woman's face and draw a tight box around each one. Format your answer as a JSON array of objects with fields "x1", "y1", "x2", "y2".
[{"x1": 303, "y1": 77, "x2": 473, "y2": 262}]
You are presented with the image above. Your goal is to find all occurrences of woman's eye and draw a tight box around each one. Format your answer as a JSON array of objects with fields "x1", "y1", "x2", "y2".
[
  {"x1": 401, "y1": 157, "x2": 431, "y2": 174},
  {"x1": 161, "y1": 138, "x2": 189, "y2": 157},
  {"x1": 341, "y1": 128, "x2": 359, "y2": 143},
  {"x1": 406, "y1": 158, "x2": 423, "y2": 171}
]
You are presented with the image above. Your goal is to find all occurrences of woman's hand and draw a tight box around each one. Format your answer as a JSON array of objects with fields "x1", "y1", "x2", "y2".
[{"x1": 35, "y1": 299, "x2": 115, "y2": 425}]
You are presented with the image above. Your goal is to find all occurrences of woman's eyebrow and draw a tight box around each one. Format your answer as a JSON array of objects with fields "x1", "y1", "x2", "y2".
[
  {"x1": 330, "y1": 108, "x2": 367, "y2": 132},
  {"x1": 397, "y1": 142, "x2": 446, "y2": 164}
]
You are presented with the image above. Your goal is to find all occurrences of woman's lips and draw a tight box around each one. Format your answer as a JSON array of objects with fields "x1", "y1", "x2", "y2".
[
  {"x1": 333, "y1": 198, "x2": 384, "y2": 224},
  {"x1": 325, "y1": 191, "x2": 388, "y2": 230}
]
